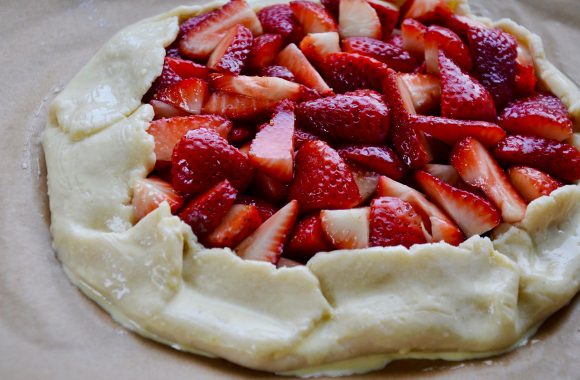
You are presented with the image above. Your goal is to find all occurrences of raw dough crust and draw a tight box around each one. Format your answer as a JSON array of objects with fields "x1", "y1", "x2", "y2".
[{"x1": 42, "y1": 0, "x2": 580, "y2": 375}]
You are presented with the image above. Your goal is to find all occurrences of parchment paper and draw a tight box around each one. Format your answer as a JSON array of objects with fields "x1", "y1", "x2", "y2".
[{"x1": 0, "y1": 0, "x2": 579, "y2": 379}]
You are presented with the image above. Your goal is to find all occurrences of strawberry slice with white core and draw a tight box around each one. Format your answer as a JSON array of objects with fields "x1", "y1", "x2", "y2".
[
  {"x1": 277, "y1": 43, "x2": 332, "y2": 94},
  {"x1": 348, "y1": 164, "x2": 380, "y2": 202},
  {"x1": 203, "y1": 91, "x2": 279, "y2": 120},
  {"x1": 403, "y1": 0, "x2": 447, "y2": 19},
  {"x1": 277, "y1": 257, "x2": 303, "y2": 268},
  {"x1": 366, "y1": 0, "x2": 400, "y2": 41},
  {"x1": 207, "y1": 24, "x2": 253, "y2": 75},
  {"x1": 424, "y1": 25, "x2": 473, "y2": 74},
  {"x1": 342, "y1": 37, "x2": 419, "y2": 73},
  {"x1": 338, "y1": 145, "x2": 406, "y2": 179},
  {"x1": 132, "y1": 177, "x2": 184, "y2": 221},
  {"x1": 401, "y1": 18, "x2": 427, "y2": 57},
  {"x1": 148, "y1": 115, "x2": 232, "y2": 162},
  {"x1": 339, "y1": 0, "x2": 382, "y2": 40},
  {"x1": 154, "y1": 78, "x2": 208, "y2": 114},
  {"x1": 290, "y1": 1, "x2": 338, "y2": 34},
  {"x1": 415, "y1": 170, "x2": 501, "y2": 237},
  {"x1": 249, "y1": 100, "x2": 295, "y2": 182},
  {"x1": 235, "y1": 200, "x2": 298, "y2": 264},
  {"x1": 451, "y1": 137, "x2": 527, "y2": 223},
  {"x1": 179, "y1": 0, "x2": 262, "y2": 60},
  {"x1": 247, "y1": 34, "x2": 285, "y2": 69},
  {"x1": 515, "y1": 45, "x2": 537, "y2": 97},
  {"x1": 150, "y1": 100, "x2": 189, "y2": 119},
  {"x1": 507, "y1": 166, "x2": 564, "y2": 203},
  {"x1": 369, "y1": 197, "x2": 427, "y2": 248},
  {"x1": 398, "y1": 73, "x2": 441, "y2": 114},
  {"x1": 165, "y1": 57, "x2": 210, "y2": 79},
  {"x1": 423, "y1": 164, "x2": 461, "y2": 186},
  {"x1": 252, "y1": 171, "x2": 290, "y2": 204},
  {"x1": 285, "y1": 213, "x2": 334, "y2": 261},
  {"x1": 299, "y1": 32, "x2": 341, "y2": 67},
  {"x1": 320, "y1": 208, "x2": 370, "y2": 249},
  {"x1": 209, "y1": 73, "x2": 307, "y2": 102},
  {"x1": 206, "y1": 204, "x2": 264, "y2": 248}
]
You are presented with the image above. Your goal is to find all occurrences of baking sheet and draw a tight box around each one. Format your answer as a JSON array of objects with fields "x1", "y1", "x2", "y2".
[{"x1": 0, "y1": 0, "x2": 579, "y2": 379}]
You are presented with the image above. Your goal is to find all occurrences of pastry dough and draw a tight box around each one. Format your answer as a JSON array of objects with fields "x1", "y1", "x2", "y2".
[{"x1": 42, "y1": 0, "x2": 580, "y2": 375}]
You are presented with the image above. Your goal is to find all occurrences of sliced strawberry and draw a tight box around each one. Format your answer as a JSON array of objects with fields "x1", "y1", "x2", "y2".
[
  {"x1": 321, "y1": 0, "x2": 340, "y2": 17},
  {"x1": 285, "y1": 213, "x2": 334, "y2": 261},
  {"x1": 203, "y1": 91, "x2": 278, "y2": 120},
  {"x1": 366, "y1": 0, "x2": 399, "y2": 41},
  {"x1": 398, "y1": 73, "x2": 440, "y2": 114},
  {"x1": 288, "y1": 141, "x2": 361, "y2": 212},
  {"x1": 257, "y1": 4, "x2": 302, "y2": 43},
  {"x1": 347, "y1": 163, "x2": 380, "y2": 202},
  {"x1": 342, "y1": 37, "x2": 419, "y2": 72},
  {"x1": 290, "y1": 1, "x2": 338, "y2": 34},
  {"x1": 415, "y1": 170, "x2": 501, "y2": 237},
  {"x1": 339, "y1": 0, "x2": 382, "y2": 39},
  {"x1": 277, "y1": 257, "x2": 303, "y2": 267},
  {"x1": 493, "y1": 135, "x2": 580, "y2": 182},
  {"x1": 498, "y1": 94, "x2": 573, "y2": 141},
  {"x1": 249, "y1": 100, "x2": 295, "y2": 182},
  {"x1": 147, "y1": 59, "x2": 182, "y2": 101},
  {"x1": 338, "y1": 144, "x2": 405, "y2": 179},
  {"x1": 259, "y1": 65, "x2": 296, "y2": 81},
  {"x1": 438, "y1": 50, "x2": 497, "y2": 122},
  {"x1": 178, "y1": 180, "x2": 238, "y2": 241},
  {"x1": 451, "y1": 137, "x2": 527, "y2": 223},
  {"x1": 165, "y1": 57, "x2": 210, "y2": 79},
  {"x1": 207, "y1": 24, "x2": 253, "y2": 75},
  {"x1": 179, "y1": 12, "x2": 213, "y2": 37},
  {"x1": 401, "y1": 18, "x2": 427, "y2": 57},
  {"x1": 515, "y1": 45, "x2": 537, "y2": 97},
  {"x1": 149, "y1": 100, "x2": 189, "y2": 119},
  {"x1": 235, "y1": 200, "x2": 298, "y2": 264},
  {"x1": 172, "y1": 128, "x2": 253, "y2": 195},
  {"x1": 409, "y1": 114, "x2": 506, "y2": 147},
  {"x1": 277, "y1": 43, "x2": 332, "y2": 94},
  {"x1": 387, "y1": 34, "x2": 403, "y2": 48},
  {"x1": 369, "y1": 197, "x2": 427, "y2": 248},
  {"x1": 132, "y1": 177, "x2": 184, "y2": 221},
  {"x1": 205, "y1": 204, "x2": 264, "y2": 248},
  {"x1": 403, "y1": 0, "x2": 448, "y2": 20},
  {"x1": 467, "y1": 26, "x2": 518, "y2": 108},
  {"x1": 246, "y1": 33, "x2": 285, "y2": 69},
  {"x1": 251, "y1": 171, "x2": 289, "y2": 204},
  {"x1": 154, "y1": 78, "x2": 208, "y2": 115},
  {"x1": 228, "y1": 123, "x2": 255, "y2": 145},
  {"x1": 323, "y1": 52, "x2": 390, "y2": 93},
  {"x1": 508, "y1": 166, "x2": 564, "y2": 203},
  {"x1": 423, "y1": 164, "x2": 461, "y2": 185},
  {"x1": 299, "y1": 32, "x2": 341, "y2": 67},
  {"x1": 440, "y1": 13, "x2": 487, "y2": 40},
  {"x1": 209, "y1": 73, "x2": 312, "y2": 102},
  {"x1": 148, "y1": 115, "x2": 232, "y2": 162},
  {"x1": 294, "y1": 127, "x2": 320, "y2": 149},
  {"x1": 320, "y1": 208, "x2": 370, "y2": 249},
  {"x1": 180, "y1": 0, "x2": 262, "y2": 60},
  {"x1": 424, "y1": 25, "x2": 472, "y2": 74},
  {"x1": 236, "y1": 195, "x2": 277, "y2": 221},
  {"x1": 296, "y1": 90, "x2": 390, "y2": 143}
]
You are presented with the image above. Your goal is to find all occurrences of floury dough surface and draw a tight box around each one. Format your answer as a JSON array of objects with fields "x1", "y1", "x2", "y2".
[{"x1": 38, "y1": 0, "x2": 580, "y2": 376}]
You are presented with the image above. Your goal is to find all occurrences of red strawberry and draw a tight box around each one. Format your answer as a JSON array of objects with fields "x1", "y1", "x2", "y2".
[
  {"x1": 342, "y1": 37, "x2": 419, "y2": 73},
  {"x1": 154, "y1": 78, "x2": 208, "y2": 115},
  {"x1": 147, "y1": 59, "x2": 182, "y2": 100},
  {"x1": 277, "y1": 43, "x2": 332, "y2": 94},
  {"x1": 369, "y1": 197, "x2": 427, "y2": 248},
  {"x1": 290, "y1": 0, "x2": 338, "y2": 34},
  {"x1": 348, "y1": 163, "x2": 380, "y2": 202},
  {"x1": 423, "y1": 164, "x2": 461, "y2": 185},
  {"x1": 451, "y1": 137, "x2": 527, "y2": 223},
  {"x1": 438, "y1": 50, "x2": 497, "y2": 122},
  {"x1": 296, "y1": 91, "x2": 390, "y2": 143},
  {"x1": 251, "y1": 171, "x2": 289, "y2": 204},
  {"x1": 507, "y1": 166, "x2": 564, "y2": 203},
  {"x1": 149, "y1": 100, "x2": 189, "y2": 119},
  {"x1": 246, "y1": 33, "x2": 285, "y2": 69},
  {"x1": 178, "y1": 180, "x2": 238, "y2": 241},
  {"x1": 321, "y1": 207, "x2": 370, "y2": 249},
  {"x1": 148, "y1": 115, "x2": 232, "y2": 162},
  {"x1": 515, "y1": 45, "x2": 537, "y2": 97},
  {"x1": 403, "y1": 0, "x2": 449, "y2": 20},
  {"x1": 493, "y1": 135, "x2": 580, "y2": 182},
  {"x1": 249, "y1": 100, "x2": 295, "y2": 182},
  {"x1": 259, "y1": 65, "x2": 296, "y2": 81},
  {"x1": 339, "y1": 0, "x2": 382, "y2": 40},
  {"x1": 338, "y1": 145, "x2": 405, "y2": 179},
  {"x1": 288, "y1": 141, "x2": 361, "y2": 212},
  {"x1": 206, "y1": 204, "x2": 264, "y2": 248},
  {"x1": 132, "y1": 177, "x2": 184, "y2": 221},
  {"x1": 299, "y1": 32, "x2": 341, "y2": 67},
  {"x1": 424, "y1": 25, "x2": 472, "y2": 74},
  {"x1": 235, "y1": 200, "x2": 298, "y2": 264},
  {"x1": 179, "y1": 12, "x2": 213, "y2": 37},
  {"x1": 203, "y1": 91, "x2": 278, "y2": 120},
  {"x1": 323, "y1": 52, "x2": 390, "y2": 93},
  {"x1": 467, "y1": 26, "x2": 518, "y2": 108},
  {"x1": 207, "y1": 24, "x2": 253, "y2": 75},
  {"x1": 409, "y1": 114, "x2": 506, "y2": 147},
  {"x1": 321, "y1": 0, "x2": 340, "y2": 17},
  {"x1": 401, "y1": 18, "x2": 427, "y2": 57},
  {"x1": 398, "y1": 73, "x2": 441, "y2": 114},
  {"x1": 415, "y1": 170, "x2": 501, "y2": 237},
  {"x1": 236, "y1": 195, "x2": 277, "y2": 221},
  {"x1": 294, "y1": 127, "x2": 320, "y2": 149},
  {"x1": 257, "y1": 4, "x2": 302, "y2": 43},
  {"x1": 165, "y1": 57, "x2": 210, "y2": 79},
  {"x1": 440, "y1": 12, "x2": 487, "y2": 40},
  {"x1": 285, "y1": 213, "x2": 334, "y2": 261},
  {"x1": 172, "y1": 128, "x2": 253, "y2": 195},
  {"x1": 209, "y1": 73, "x2": 314, "y2": 102},
  {"x1": 498, "y1": 94, "x2": 573, "y2": 141},
  {"x1": 228, "y1": 123, "x2": 255, "y2": 145},
  {"x1": 366, "y1": 0, "x2": 400, "y2": 41}
]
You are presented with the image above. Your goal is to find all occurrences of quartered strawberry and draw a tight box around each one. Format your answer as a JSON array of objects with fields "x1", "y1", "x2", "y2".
[
  {"x1": 423, "y1": 163, "x2": 461, "y2": 185},
  {"x1": 438, "y1": 50, "x2": 497, "y2": 122},
  {"x1": 165, "y1": 57, "x2": 210, "y2": 79},
  {"x1": 369, "y1": 197, "x2": 427, "y2": 248},
  {"x1": 285, "y1": 213, "x2": 334, "y2": 261},
  {"x1": 440, "y1": 12, "x2": 487, "y2": 40},
  {"x1": 398, "y1": 73, "x2": 440, "y2": 114},
  {"x1": 290, "y1": 0, "x2": 338, "y2": 34},
  {"x1": 515, "y1": 45, "x2": 537, "y2": 97},
  {"x1": 251, "y1": 171, "x2": 290, "y2": 204},
  {"x1": 342, "y1": 37, "x2": 419, "y2": 73},
  {"x1": 227, "y1": 123, "x2": 255, "y2": 145},
  {"x1": 348, "y1": 163, "x2": 380, "y2": 202},
  {"x1": 246, "y1": 33, "x2": 285, "y2": 69},
  {"x1": 249, "y1": 100, "x2": 295, "y2": 182},
  {"x1": 424, "y1": 25, "x2": 472, "y2": 74},
  {"x1": 493, "y1": 135, "x2": 580, "y2": 182},
  {"x1": 299, "y1": 32, "x2": 341, "y2": 67},
  {"x1": 149, "y1": 100, "x2": 189, "y2": 119},
  {"x1": 338, "y1": 144, "x2": 405, "y2": 179},
  {"x1": 323, "y1": 52, "x2": 390, "y2": 93},
  {"x1": 180, "y1": 0, "x2": 262, "y2": 60},
  {"x1": 366, "y1": 0, "x2": 400, "y2": 41},
  {"x1": 277, "y1": 43, "x2": 332, "y2": 94},
  {"x1": 498, "y1": 94, "x2": 573, "y2": 141},
  {"x1": 415, "y1": 170, "x2": 501, "y2": 237},
  {"x1": 257, "y1": 4, "x2": 302, "y2": 43},
  {"x1": 296, "y1": 90, "x2": 391, "y2": 143},
  {"x1": 320, "y1": 0, "x2": 340, "y2": 17},
  {"x1": 339, "y1": 0, "x2": 382, "y2": 39},
  {"x1": 154, "y1": 78, "x2": 208, "y2": 115},
  {"x1": 147, "y1": 59, "x2": 182, "y2": 100},
  {"x1": 409, "y1": 114, "x2": 506, "y2": 147},
  {"x1": 209, "y1": 73, "x2": 313, "y2": 102},
  {"x1": 401, "y1": 18, "x2": 427, "y2": 57},
  {"x1": 206, "y1": 204, "x2": 264, "y2": 248},
  {"x1": 508, "y1": 166, "x2": 564, "y2": 203},
  {"x1": 203, "y1": 91, "x2": 279, "y2": 120},
  {"x1": 148, "y1": 115, "x2": 232, "y2": 162},
  {"x1": 179, "y1": 12, "x2": 213, "y2": 37},
  {"x1": 294, "y1": 127, "x2": 320, "y2": 149},
  {"x1": 467, "y1": 26, "x2": 518, "y2": 108},
  {"x1": 236, "y1": 195, "x2": 277, "y2": 221},
  {"x1": 178, "y1": 179, "x2": 238, "y2": 241},
  {"x1": 207, "y1": 24, "x2": 253, "y2": 75},
  {"x1": 288, "y1": 141, "x2": 362, "y2": 212},
  {"x1": 259, "y1": 65, "x2": 296, "y2": 81},
  {"x1": 403, "y1": 0, "x2": 449, "y2": 21},
  {"x1": 321, "y1": 207, "x2": 370, "y2": 249},
  {"x1": 235, "y1": 200, "x2": 298, "y2": 264},
  {"x1": 451, "y1": 137, "x2": 527, "y2": 223},
  {"x1": 172, "y1": 128, "x2": 253, "y2": 195},
  {"x1": 132, "y1": 177, "x2": 184, "y2": 221}
]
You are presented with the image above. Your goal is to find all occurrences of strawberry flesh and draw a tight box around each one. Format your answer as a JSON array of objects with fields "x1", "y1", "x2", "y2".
[
  {"x1": 257, "y1": 4, "x2": 303, "y2": 43},
  {"x1": 154, "y1": 78, "x2": 208, "y2": 115},
  {"x1": 369, "y1": 196, "x2": 427, "y2": 248},
  {"x1": 299, "y1": 32, "x2": 341, "y2": 68},
  {"x1": 401, "y1": 18, "x2": 427, "y2": 57},
  {"x1": 203, "y1": 91, "x2": 279, "y2": 120},
  {"x1": 339, "y1": 0, "x2": 382, "y2": 40},
  {"x1": 247, "y1": 33, "x2": 285, "y2": 69},
  {"x1": 236, "y1": 195, "x2": 277, "y2": 221},
  {"x1": 398, "y1": 73, "x2": 441, "y2": 115},
  {"x1": 285, "y1": 213, "x2": 334, "y2": 261},
  {"x1": 343, "y1": 37, "x2": 419, "y2": 73},
  {"x1": 321, "y1": 207, "x2": 370, "y2": 249},
  {"x1": 277, "y1": 43, "x2": 332, "y2": 94},
  {"x1": 206, "y1": 204, "x2": 264, "y2": 248},
  {"x1": 366, "y1": 0, "x2": 400, "y2": 41},
  {"x1": 424, "y1": 25, "x2": 472, "y2": 73},
  {"x1": 132, "y1": 177, "x2": 184, "y2": 221},
  {"x1": 290, "y1": 0, "x2": 338, "y2": 34},
  {"x1": 165, "y1": 57, "x2": 210, "y2": 79},
  {"x1": 507, "y1": 166, "x2": 564, "y2": 203},
  {"x1": 207, "y1": 24, "x2": 253, "y2": 75},
  {"x1": 338, "y1": 145, "x2": 406, "y2": 179},
  {"x1": 323, "y1": 52, "x2": 390, "y2": 93},
  {"x1": 259, "y1": 65, "x2": 296, "y2": 81}
]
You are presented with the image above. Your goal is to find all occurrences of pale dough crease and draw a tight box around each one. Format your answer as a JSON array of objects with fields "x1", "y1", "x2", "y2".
[{"x1": 42, "y1": 0, "x2": 580, "y2": 376}]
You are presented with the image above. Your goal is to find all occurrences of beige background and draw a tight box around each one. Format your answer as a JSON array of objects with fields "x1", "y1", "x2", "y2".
[{"x1": 0, "y1": 0, "x2": 579, "y2": 379}]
